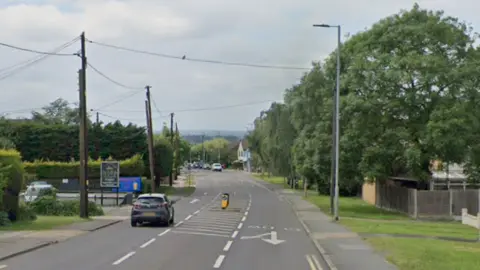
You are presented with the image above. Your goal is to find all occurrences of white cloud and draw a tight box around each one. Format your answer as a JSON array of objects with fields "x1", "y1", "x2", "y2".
[{"x1": 0, "y1": 0, "x2": 478, "y2": 131}]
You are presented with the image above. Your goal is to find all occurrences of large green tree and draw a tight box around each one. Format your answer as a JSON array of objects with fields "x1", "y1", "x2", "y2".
[{"x1": 248, "y1": 4, "x2": 480, "y2": 195}]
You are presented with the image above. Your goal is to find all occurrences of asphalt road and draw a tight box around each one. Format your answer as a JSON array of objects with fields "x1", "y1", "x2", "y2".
[{"x1": 0, "y1": 171, "x2": 328, "y2": 270}]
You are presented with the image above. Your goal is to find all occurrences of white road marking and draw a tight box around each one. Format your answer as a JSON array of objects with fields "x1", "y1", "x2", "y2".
[
  {"x1": 193, "y1": 210, "x2": 200, "y2": 214},
  {"x1": 231, "y1": 230, "x2": 238, "y2": 238},
  {"x1": 112, "y1": 251, "x2": 135, "y2": 265},
  {"x1": 185, "y1": 214, "x2": 192, "y2": 220},
  {"x1": 241, "y1": 216, "x2": 246, "y2": 222},
  {"x1": 190, "y1": 198, "x2": 199, "y2": 204},
  {"x1": 175, "y1": 221, "x2": 184, "y2": 227},
  {"x1": 171, "y1": 231, "x2": 229, "y2": 237},
  {"x1": 306, "y1": 255, "x2": 317, "y2": 270},
  {"x1": 158, "y1": 229, "x2": 171, "y2": 236},
  {"x1": 140, "y1": 238, "x2": 156, "y2": 248},
  {"x1": 237, "y1": 223, "x2": 243, "y2": 229},
  {"x1": 204, "y1": 192, "x2": 208, "y2": 195},
  {"x1": 213, "y1": 255, "x2": 226, "y2": 268},
  {"x1": 0, "y1": 265, "x2": 7, "y2": 269},
  {"x1": 223, "y1": 240, "x2": 233, "y2": 251},
  {"x1": 244, "y1": 211, "x2": 249, "y2": 215},
  {"x1": 312, "y1": 255, "x2": 324, "y2": 270}
]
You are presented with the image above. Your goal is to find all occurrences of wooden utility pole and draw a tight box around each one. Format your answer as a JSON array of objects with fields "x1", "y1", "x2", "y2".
[
  {"x1": 174, "y1": 122, "x2": 179, "y2": 180},
  {"x1": 169, "y1": 113, "x2": 174, "y2": 186},
  {"x1": 145, "y1": 86, "x2": 156, "y2": 192},
  {"x1": 78, "y1": 32, "x2": 89, "y2": 218}
]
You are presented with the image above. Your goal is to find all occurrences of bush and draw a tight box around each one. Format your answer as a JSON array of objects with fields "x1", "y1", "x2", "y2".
[
  {"x1": 17, "y1": 202, "x2": 37, "y2": 221},
  {"x1": 231, "y1": 160, "x2": 244, "y2": 170},
  {"x1": 30, "y1": 196, "x2": 104, "y2": 216},
  {"x1": 0, "y1": 211, "x2": 10, "y2": 226},
  {"x1": 0, "y1": 149, "x2": 24, "y2": 221},
  {"x1": 24, "y1": 154, "x2": 144, "y2": 179}
]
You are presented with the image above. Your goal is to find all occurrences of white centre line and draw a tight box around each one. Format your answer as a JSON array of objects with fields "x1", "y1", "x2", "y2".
[
  {"x1": 223, "y1": 240, "x2": 233, "y2": 251},
  {"x1": 140, "y1": 238, "x2": 156, "y2": 248},
  {"x1": 241, "y1": 216, "x2": 246, "y2": 222},
  {"x1": 213, "y1": 255, "x2": 226, "y2": 268},
  {"x1": 231, "y1": 230, "x2": 238, "y2": 238},
  {"x1": 185, "y1": 214, "x2": 193, "y2": 220},
  {"x1": 193, "y1": 210, "x2": 200, "y2": 215},
  {"x1": 244, "y1": 211, "x2": 249, "y2": 215},
  {"x1": 175, "y1": 221, "x2": 184, "y2": 227},
  {"x1": 158, "y1": 228, "x2": 171, "y2": 237},
  {"x1": 112, "y1": 251, "x2": 136, "y2": 265},
  {"x1": 237, "y1": 223, "x2": 243, "y2": 229}
]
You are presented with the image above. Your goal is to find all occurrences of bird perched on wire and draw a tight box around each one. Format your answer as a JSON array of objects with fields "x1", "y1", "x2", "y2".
[{"x1": 182, "y1": 55, "x2": 186, "y2": 60}]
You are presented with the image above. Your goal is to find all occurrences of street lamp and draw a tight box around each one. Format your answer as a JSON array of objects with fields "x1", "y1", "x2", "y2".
[{"x1": 313, "y1": 23, "x2": 341, "y2": 221}]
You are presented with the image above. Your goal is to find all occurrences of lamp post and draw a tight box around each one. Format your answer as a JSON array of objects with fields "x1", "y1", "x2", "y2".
[{"x1": 313, "y1": 23, "x2": 341, "y2": 221}]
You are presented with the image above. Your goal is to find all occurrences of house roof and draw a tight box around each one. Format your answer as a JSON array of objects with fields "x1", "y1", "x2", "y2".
[{"x1": 240, "y1": 139, "x2": 248, "y2": 149}]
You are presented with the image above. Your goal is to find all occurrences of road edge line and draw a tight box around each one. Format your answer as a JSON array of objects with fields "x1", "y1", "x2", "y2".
[
  {"x1": 283, "y1": 195, "x2": 337, "y2": 270},
  {"x1": 0, "y1": 240, "x2": 58, "y2": 262}
]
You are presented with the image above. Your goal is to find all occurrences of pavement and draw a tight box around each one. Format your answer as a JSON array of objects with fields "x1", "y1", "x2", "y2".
[{"x1": 0, "y1": 171, "x2": 395, "y2": 270}]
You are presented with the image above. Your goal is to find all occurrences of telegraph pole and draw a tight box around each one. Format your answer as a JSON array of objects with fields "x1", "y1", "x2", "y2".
[
  {"x1": 201, "y1": 134, "x2": 205, "y2": 164},
  {"x1": 78, "y1": 32, "x2": 89, "y2": 218},
  {"x1": 145, "y1": 86, "x2": 156, "y2": 192},
  {"x1": 169, "y1": 113, "x2": 174, "y2": 186}
]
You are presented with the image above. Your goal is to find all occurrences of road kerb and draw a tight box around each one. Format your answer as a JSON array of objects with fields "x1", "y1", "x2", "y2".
[
  {"x1": 88, "y1": 219, "x2": 123, "y2": 232},
  {"x1": 283, "y1": 194, "x2": 338, "y2": 270},
  {"x1": 0, "y1": 240, "x2": 58, "y2": 262}
]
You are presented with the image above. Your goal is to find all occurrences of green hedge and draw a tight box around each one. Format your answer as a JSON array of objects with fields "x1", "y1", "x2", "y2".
[
  {"x1": 23, "y1": 154, "x2": 144, "y2": 179},
  {"x1": 0, "y1": 149, "x2": 25, "y2": 221}
]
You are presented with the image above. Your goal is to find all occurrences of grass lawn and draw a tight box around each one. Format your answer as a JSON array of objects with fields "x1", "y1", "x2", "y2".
[
  {"x1": 0, "y1": 216, "x2": 87, "y2": 231},
  {"x1": 305, "y1": 194, "x2": 480, "y2": 269},
  {"x1": 252, "y1": 173, "x2": 304, "y2": 188}
]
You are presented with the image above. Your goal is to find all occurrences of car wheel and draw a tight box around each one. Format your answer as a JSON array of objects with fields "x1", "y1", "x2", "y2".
[{"x1": 131, "y1": 220, "x2": 137, "y2": 227}]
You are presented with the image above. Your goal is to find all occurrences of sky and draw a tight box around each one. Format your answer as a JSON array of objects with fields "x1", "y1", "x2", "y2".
[{"x1": 0, "y1": 0, "x2": 477, "y2": 132}]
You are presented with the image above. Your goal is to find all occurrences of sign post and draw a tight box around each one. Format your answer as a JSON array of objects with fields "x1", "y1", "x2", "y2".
[{"x1": 100, "y1": 161, "x2": 120, "y2": 206}]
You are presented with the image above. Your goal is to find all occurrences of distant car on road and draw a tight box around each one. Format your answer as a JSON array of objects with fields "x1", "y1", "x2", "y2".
[
  {"x1": 131, "y1": 193, "x2": 176, "y2": 227},
  {"x1": 203, "y1": 163, "x2": 211, "y2": 170},
  {"x1": 212, "y1": 163, "x2": 223, "y2": 172}
]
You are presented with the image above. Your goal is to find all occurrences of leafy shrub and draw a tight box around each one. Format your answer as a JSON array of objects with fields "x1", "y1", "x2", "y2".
[
  {"x1": 17, "y1": 202, "x2": 37, "y2": 221},
  {"x1": 231, "y1": 160, "x2": 244, "y2": 170},
  {"x1": 37, "y1": 187, "x2": 57, "y2": 198},
  {"x1": 0, "y1": 137, "x2": 15, "y2": 149},
  {"x1": 0, "y1": 149, "x2": 24, "y2": 221},
  {"x1": 30, "y1": 196, "x2": 104, "y2": 216},
  {"x1": 0, "y1": 211, "x2": 10, "y2": 226},
  {"x1": 24, "y1": 154, "x2": 144, "y2": 179}
]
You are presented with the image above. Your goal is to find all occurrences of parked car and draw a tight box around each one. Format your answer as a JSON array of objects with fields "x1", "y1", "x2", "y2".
[
  {"x1": 212, "y1": 163, "x2": 223, "y2": 172},
  {"x1": 23, "y1": 181, "x2": 53, "y2": 202},
  {"x1": 203, "y1": 163, "x2": 211, "y2": 170},
  {"x1": 131, "y1": 193, "x2": 176, "y2": 227}
]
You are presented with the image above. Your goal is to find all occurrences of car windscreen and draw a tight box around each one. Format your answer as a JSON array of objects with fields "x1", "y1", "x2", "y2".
[{"x1": 137, "y1": 197, "x2": 165, "y2": 204}]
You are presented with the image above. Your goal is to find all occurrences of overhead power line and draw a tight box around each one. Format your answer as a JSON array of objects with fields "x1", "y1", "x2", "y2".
[
  {"x1": 0, "y1": 37, "x2": 80, "y2": 81},
  {"x1": 96, "y1": 99, "x2": 277, "y2": 114},
  {"x1": 86, "y1": 39, "x2": 310, "y2": 70},
  {"x1": 91, "y1": 89, "x2": 144, "y2": 111},
  {"x1": 0, "y1": 40, "x2": 78, "y2": 56},
  {"x1": 87, "y1": 61, "x2": 143, "y2": 90},
  {"x1": 98, "y1": 111, "x2": 166, "y2": 122}
]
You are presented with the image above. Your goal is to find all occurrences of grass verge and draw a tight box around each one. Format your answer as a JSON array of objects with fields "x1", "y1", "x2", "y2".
[
  {"x1": 305, "y1": 194, "x2": 480, "y2": 270},
  {"x1": 0, "y1": 216, "x2": 87, "y2": 231},
  {"x1": 158, "y1": 185, "x2": 196, "y2": 196},
  {"x1": 252, "y1": 173, "x2": 303, "y2": 188}
]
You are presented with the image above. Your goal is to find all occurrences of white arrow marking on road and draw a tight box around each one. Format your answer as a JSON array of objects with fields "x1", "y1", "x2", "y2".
[
  {"x1": 240, "y1": 232, "x2": 272, "y2": 240},
  {"x1": 261, "y1": 231, "x2": 285, "y2": 245},
  {"x1": 190, "y1": 198, "x2": 199, "y2": 204}
]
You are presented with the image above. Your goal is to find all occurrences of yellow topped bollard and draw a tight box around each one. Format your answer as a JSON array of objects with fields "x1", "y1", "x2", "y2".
[{"x1": 221, "y1": 193, "x2": 230, "y2": 209}]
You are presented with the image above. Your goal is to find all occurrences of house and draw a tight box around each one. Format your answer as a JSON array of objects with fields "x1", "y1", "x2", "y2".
[{"x1": 236, "y1": 140, "x2": 251, "y2": 171}]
